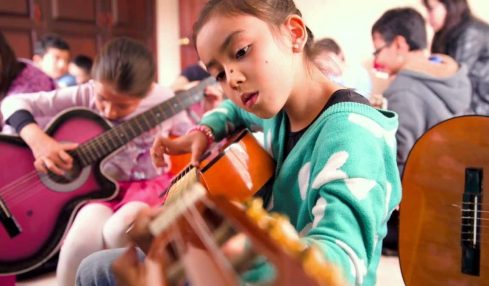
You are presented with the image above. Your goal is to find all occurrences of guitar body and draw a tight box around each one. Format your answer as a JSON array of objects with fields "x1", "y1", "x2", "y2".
[
  {"x1": 0, "y1": 109, "x2": 117, "y2": 275},
  {"x1": 400, "y1": 116, "x2": 489, "y2": 285},
  {"x1": 165, "y1": 129, "x2": 276, "y2": 203}
]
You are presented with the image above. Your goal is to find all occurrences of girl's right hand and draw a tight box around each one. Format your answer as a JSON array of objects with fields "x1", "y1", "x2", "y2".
[
  {"x1": 151, "y1": 130, "x2": 209, "y2": 167},
  {"x1": 20, "y1": 123, "x2": 78, "y2": 175}
]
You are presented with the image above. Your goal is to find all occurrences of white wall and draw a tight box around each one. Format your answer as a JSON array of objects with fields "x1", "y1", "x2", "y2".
[
  {"x1": 295, "y1": 0, "x2": 488, "y2": 68},
  {"x1": 156, "y1": 0, "x2": 180, "y2": 87},
  {"x1": 156, "y1": 0, "x2": 489, "y2": 88}
]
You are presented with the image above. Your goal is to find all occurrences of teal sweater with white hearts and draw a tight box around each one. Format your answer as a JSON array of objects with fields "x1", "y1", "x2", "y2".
[{"x1": 200, "y1": 98, "x2": 401, "y2": 285}]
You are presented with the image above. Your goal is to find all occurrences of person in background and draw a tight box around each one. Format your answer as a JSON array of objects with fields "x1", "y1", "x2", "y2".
[
  {"x1": 69, "y1": 54, "x2": 93, "y2": 85},
  {"x1": 33, "y1": 34, "x2": 76, "y2": 87},
  {"x1": 371, "y1": 7, "x2": 472, "y2": 255},
  {"x1": 313, "y1": 37, "x2": 372, "y2": 98},
  {"x1": 171, "y1": 61, "x2": 224, "y2": 123},
  {"x1": 1, "y1": 37, "x2": 193, "y2": 286},
  {"x1": 0, "y1": 31, "x2": 56, "y2": 131},
  {"x1": 171, "y1": 60, "x2": 210, "y2": 91},
  {"x1": 422, "y1": 0, "x2": 489, "y2": 115}
]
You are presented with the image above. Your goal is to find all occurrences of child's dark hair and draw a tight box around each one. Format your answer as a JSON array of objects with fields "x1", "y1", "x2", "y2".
[
  {"x1": 34, "y1": 34, "x2": 71, "y2": 56},
  {"x1": 72, "y1": 54, "x2": 93, "y2": 74},
  {"x1": 192, "y1": 0, "x2": 315, "y2": 59},
  {"x1": 314, "y1": 38, "x2": 342, "y2": 56},
  {"x1": 0, "y1": 32, "x2": 24, "y2": 99},
  {"x1": 92, "y1": 37, "x2": 155, "y2": 98},
  {"x1": 371, "y1": 8, "x2": 427, "y2": 51}
]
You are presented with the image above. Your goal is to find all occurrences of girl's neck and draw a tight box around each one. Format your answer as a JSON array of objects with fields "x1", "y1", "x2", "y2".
[{"x1": 284, "y1": 66, "x2": 342, "y2": 132}]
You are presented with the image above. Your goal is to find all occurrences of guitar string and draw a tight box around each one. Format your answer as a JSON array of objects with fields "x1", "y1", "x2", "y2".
[
  {"x1": 81, "y1": 88, "x2": 200, "y2": 151},
  {"x1": 3, "y1": 175, "x2": 60, "y2": 204},
  {"x1": 183, "y1": 196, "x2": 240, "y2": 283},
  {"x1": 82, "y1": 86, "x2": 208, "y2": 156},
  {"x1": 0, "y1": 170, "x2": 44, "y2": 199},
  {"x1": 0, "y1": 164, "x2": 92, "y2": 201}
]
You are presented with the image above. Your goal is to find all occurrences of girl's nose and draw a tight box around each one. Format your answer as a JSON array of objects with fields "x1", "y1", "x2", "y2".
[
  {"x1": 104, "y1": 104, "x2": 118, "y2": 119},
  {"x1": 227, "y1": 69, "x2": 243, "y2": 91}
]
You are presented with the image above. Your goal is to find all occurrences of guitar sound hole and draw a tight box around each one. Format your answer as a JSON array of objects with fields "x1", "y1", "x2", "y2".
[{"x1": 47, "y1": 159, "x2": 82, "y2": 184}]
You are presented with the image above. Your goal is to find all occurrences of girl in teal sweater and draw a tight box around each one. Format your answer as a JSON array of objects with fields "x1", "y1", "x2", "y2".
[{"x1": 118, "y1": 0, "x2": 401, "y2": 285}]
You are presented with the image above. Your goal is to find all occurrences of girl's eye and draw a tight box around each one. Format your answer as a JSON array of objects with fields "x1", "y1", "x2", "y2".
[
  {"x1": 235, "y1": 45, "x2": 250, "y2": 59},
  {"x1": 215, "y1": 71, "x2": 226, "y2": 82}
]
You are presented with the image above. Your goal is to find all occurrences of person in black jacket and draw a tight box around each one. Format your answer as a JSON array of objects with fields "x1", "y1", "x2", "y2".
[{"x1": 423, "y1": 0, "x2": 489, "y2": 115}]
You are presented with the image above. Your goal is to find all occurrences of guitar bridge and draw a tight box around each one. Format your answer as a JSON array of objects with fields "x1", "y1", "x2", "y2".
[
  {"x1": 461, "y1": 168, "x2": 482, "y2": 276},
  {"x1": 0, "y1": 196, "x2": 21, "y2": 238}
]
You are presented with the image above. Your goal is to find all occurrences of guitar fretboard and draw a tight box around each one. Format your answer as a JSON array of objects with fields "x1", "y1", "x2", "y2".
[{"x1": 74, "y1": 77, "x2": 215, "y2": 166}]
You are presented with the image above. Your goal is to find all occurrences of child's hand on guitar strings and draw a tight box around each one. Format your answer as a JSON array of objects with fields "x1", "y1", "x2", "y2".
[{"x1": 151, "y1": 130, "x2": 208, "y2": 167}]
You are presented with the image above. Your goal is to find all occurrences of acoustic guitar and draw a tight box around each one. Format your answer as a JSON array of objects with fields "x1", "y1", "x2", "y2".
[
  {"x1": 0, "y1": 77, "x2": 215, "y2": 275},
  {"x1": 162, "y1": 128, "x2": 276, "y2": 204},
  {"x1": 142, "y1": 183, "x2": 343, "y2": 286},
  {"x1": 399, "y1": 115, "x2": 489, "y2": 285}
]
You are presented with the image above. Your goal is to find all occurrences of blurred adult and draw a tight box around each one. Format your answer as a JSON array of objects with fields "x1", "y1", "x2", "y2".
[{"x1": 423, "y1": 0, "x2": 489, "y2": 114}]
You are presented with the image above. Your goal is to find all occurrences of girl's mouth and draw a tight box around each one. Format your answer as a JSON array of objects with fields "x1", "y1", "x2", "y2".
[{"x1": 241, "y1": 92, "x2": 259, "y2": 108}]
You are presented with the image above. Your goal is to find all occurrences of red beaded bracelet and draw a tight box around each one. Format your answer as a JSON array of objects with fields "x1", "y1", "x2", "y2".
[{"x1": 187, "y1": 125, "x2": 215, "y2": 146}]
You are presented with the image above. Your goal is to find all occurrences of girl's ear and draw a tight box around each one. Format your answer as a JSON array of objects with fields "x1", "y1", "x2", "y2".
[{"x1": 283, "y1": 15, "x2": 307, "y2": 52}]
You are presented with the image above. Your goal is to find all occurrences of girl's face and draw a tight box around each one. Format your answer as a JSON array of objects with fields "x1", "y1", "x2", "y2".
[
  {"x1": 425, "y1": 0, "x2": 447, "y2": 32},
  {"x1": 196, "y1": 14, "x2": 297, "y2": 119},
  {"x1": 94, "y1": 81, "x2": 143, "y2": 121}
]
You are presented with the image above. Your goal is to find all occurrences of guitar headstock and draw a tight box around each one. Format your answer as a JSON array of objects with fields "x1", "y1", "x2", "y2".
[
  {"x1": 146, "y1": 183, "x2": 343, "y2": 286},
  {"x1": 243, "y1": 198, "x2": 343, "y2": 285}
]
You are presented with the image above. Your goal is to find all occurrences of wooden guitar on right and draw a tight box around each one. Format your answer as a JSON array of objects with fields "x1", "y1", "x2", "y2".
[{"x1": 400, "y1": 116, "x2": 489, "y2": 285}]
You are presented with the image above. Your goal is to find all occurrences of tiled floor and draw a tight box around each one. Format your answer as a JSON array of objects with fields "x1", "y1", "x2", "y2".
[{"x1": 15, "y1": 255, "x2": 405, "y2": 286}]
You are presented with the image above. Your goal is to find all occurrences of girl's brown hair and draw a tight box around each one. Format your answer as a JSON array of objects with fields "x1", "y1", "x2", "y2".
[
  {"x1": 192, "y1": 0, "x2": 315, "y2": 60},
  {"x1": 92, "y1": 37, "x2": 155, "y2": 98},
  {"x1": 0, "y1": 32, "x2": 24, "y2": 99}
]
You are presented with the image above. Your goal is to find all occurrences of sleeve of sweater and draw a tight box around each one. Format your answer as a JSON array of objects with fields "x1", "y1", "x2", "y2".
[
  {"x1": 303, "y1": 111, "x2": 401, "y2": 285},
  {"x1": 199, "y1": 99, "x2": 264, "y2": 140},
  {"x1": 453, "y1": 27, "x2": 486, "y2": 71},
  {"x1": 1, "y1": 83, "x2": 94, "y2": 131}
]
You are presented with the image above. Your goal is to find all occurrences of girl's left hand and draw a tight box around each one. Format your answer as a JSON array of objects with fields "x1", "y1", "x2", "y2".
[{"x1": 151, "y1": 130, "x2": 208, "y2": 167}]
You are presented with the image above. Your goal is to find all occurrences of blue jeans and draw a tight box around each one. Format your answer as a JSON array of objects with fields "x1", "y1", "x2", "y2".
[{"x1": 75, "y1": 248, "x2": 146, "y2": 286}]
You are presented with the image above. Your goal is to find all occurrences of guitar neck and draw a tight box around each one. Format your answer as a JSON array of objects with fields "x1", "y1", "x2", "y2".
[
  {"x1": 74, "y1": 77, "x2": 215, "y2": 166},
  {"x1": 147, "y1": 183, "x2": 341, "y2": 286}
]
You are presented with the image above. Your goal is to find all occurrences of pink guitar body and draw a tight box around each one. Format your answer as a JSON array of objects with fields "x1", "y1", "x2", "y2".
[{"x1": 0, "y1": 109, "x2": 117, "y2": 274}]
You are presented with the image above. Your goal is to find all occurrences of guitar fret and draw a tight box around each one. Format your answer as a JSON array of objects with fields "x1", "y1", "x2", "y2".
[
  {"x1": 131, "y1": 120, "x2": 145, "y2": 136},
  {"x1": 98, "y1": 137, "x2": 113, "y2": 157},
  {"x1": 102, "y1": 133, "x2": 117, "y2": 153},
  {"x1": 83, "y1": 144, "x2": 98, "y2": 163},
  {"x1": 89, "y1": 141, "x2": 103, "y2": 161},
  {"x1": 134, "y1": 118, "x2": 147, "y2": 135},
  {"x1": 140, "y1": 112, "x2": 153, "y2": 130},
  {"x1": 116, "y1": 131, "x2": 127, "y2": 145},
  {"x1": 125, "y1": 123, "x2": 136, "y2": 139},
  {"x1": 74, "y1": 149, "x2": 89, "y2": 166}
]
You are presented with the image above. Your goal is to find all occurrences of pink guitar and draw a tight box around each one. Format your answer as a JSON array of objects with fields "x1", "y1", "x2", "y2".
[{"x1": 0, "y1": 77, "x2": 215, "y2": 275}]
